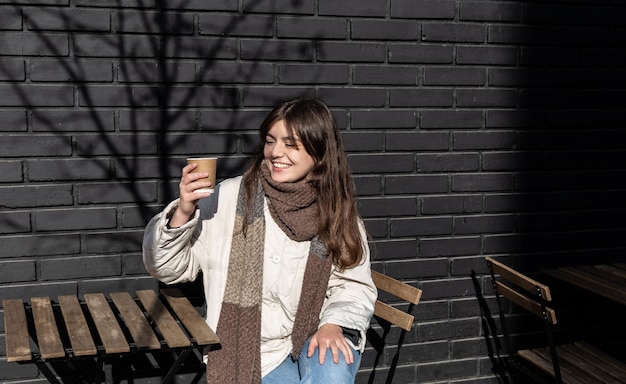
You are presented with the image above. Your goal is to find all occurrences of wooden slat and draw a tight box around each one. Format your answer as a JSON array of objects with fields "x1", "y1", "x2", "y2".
[
  {"x1": 373, "y1": 300, "x2": 414, "y2": 331},
  {"x1": 58, "y1": 295, "x2": 97, "y2": 357},
  {"x1": 557, "y1": 345, "x2": 619, "y2": 384},
  {"x1": 136, "y1": 290, "x2": 190, "y2": 348},
  {"x1": 486, "y1": 257, "x2": 552, "y2": 300},
  {"x1": 110, "y1": 292, "x2": 161, "y2": 350},
  {"x1": 561, "y1": 343, "x2": 626, "y2": 383},
  {"x1": 31, "y1": 297, "x2": 65, "y2": 360},
  {"x1": 371, "y1": 270, "x2": 422, "y2": 305},
  {"x1": 495, "y1": 281, "x2": 557, "y2": 324},
  {"x1": 542, "y1": 267, "x2": 626, "y2": 306},
  {"x1": 3, "y1": 299, "x2": 32, "y2": 362},
  {"x1": 84, "y1": 293, "x2": 130, "y2": 354},
  {"x1": 161, "y1": 288, "x2": 219, "y2": 345},
  {"x1": 592, "y1": 264, "x2": 626, "y2": 282}
]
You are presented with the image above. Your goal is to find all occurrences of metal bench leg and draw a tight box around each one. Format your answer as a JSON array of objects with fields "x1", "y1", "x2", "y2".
[
  {"x1": 162, "y1": 349, "x2": 193, "y2": 384},
  {"x1": 34, "y1": 360, "x2": 63, "y2": 384}
]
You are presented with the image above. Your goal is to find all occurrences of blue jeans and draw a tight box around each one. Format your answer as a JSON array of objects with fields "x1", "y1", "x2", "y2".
[{"x1": 262, "y1": 337, "x2": 361, "y2": 384}]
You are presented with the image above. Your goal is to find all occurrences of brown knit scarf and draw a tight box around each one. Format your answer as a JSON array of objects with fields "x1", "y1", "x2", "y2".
[{"x1": 206, "y1": 166, "x2": 333, "y2": 383}]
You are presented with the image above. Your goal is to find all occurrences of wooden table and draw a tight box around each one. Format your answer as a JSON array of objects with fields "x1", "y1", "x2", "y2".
[
  {"x1": 542, "y1": 263, "x2": 626, "y2": 306},
  {"x1": 3, "y1": 288, "x2": 219, "y2": 384}
]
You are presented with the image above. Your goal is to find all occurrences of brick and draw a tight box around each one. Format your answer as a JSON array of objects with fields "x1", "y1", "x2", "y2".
[
  {"x1": 0, "y1": 110, "x2": 26, "y2": 132},
  {"x1": 392, "y1": 0, "x2": 455, "y2": 19},
  {"x1": 24, "y1": 33, "x2": 69, "y2": 56},
  {"x1": 390, "y1": 89, "x2": 454, "y2": 107},
  {"x1": 319, "y1": 0, "x2": 386, "y2": 17},
  {"x1": 483, "y1": 151, "x2": 544, "y2": 171},
  {"x1": 117, "y1": 11, "x2": 193, "y2": 34},
  {"x1": 521, "y1": 46, "x2": 579, "y2": 67},
  {"x1": 353, "y1": 175, "x2": 382, "y2": 196},
  {"x1": 454, "y1": 214, "x2": 515, "y2": 235},
  {"x1": 0, "y1": 160, "x2": 22, "y2": 182},
  {"x1": 453, "y1": 131, "x2": 516, "y2": 150},
  {"x1": 241, "y1": 39, "x2": 313, "y2": 61},
  {"x1": 74, "y1": 34, "x2": 156, "y2": 57},
  {"x1": 353, "y1": 65, "x2": 418, "y2": 85},
  {"x1": 422, "y1": 22, "x2": 486, "y2": 43},
  {"x1": 418, "y1": 153, "x2": 480, "y2": 172},
  {"x1": 243, "y1": 0, "x2": 314, "y2": 14},
  {"x1": 119, "y1": 60, "x2": 195, "y2": 83},
  {"x1": 1, "y1": 233, "x2": 79, "y2": 258},
  {"x1": 458, "y1": 89, "x2": 518, "y2": 108},
  {"x1": 77, "y1": 181, "x2": 157, "y2": 204},
  {"x1": 120, "y1": 205, "x2": 162, "y2": 228},
  {"x1": 389, "y1": 43, "x2": 454, "y2": 64},
  {"x1": 199, "y1": 13, "x2": 273, "y2": 37},
  {"x1": 420, "y1": 236, "x2": 481, "y2": 257},
  {"x1": 422, "y1": 195, "x2": 483, "y2": 215},
  {"x1": 41, "y1": 255, "x2": 121, "y2": 280},
  {"x1": 341, "y1": 132, "x2": 383, "y2": 152},
  {"x1": 31, "y1": 59, "x2": 113, "y2": 82},
  {"x1": 36, "y1": 207, "x2": 117, "y2": 231},
  {"x1": 385, "y1": 175, "x2": 448, "y2": 194},
  {"x1": 75, "y1": 0, "x2": 156, "y2": 7},
  {"x1": 124, "y1": 253, "x2": 148, "y2": 274},
  {"x1": 0, "y1": 260, "x2": 36, "y2": 283},
  {"x1": 484, "y1": 193, "x2": 545, "y2": 213},
  {"x1": 0, "y1": 85, "x2": 73, "y2": 107},
  {"x1": 484, "y1": 233, "x2": 542, "y2": 254},
  {"x1": 486, "y1": 109, "x2": 546, "y2": 128},
  {"x1": 78, "y1": 85, "x2": 158, "y2": 106},
  {"x1": 114, "y1": 157, "x2": 183, "y2": 180},
  {"x1": 391, "y1": 217, "x2": 452, "y2": 237},
  {"x1": 318, "y1": 42, "x2": 386, "y2": 62},
  {"x1": 417, "y1": 357, "x2": 479, "y2": 381},
  {"x1": 28, "y1": 158, "x2": 112, "y2": 181},
  {"x1": 84, "y1": 230, "x2": 144, "y2": 254},
  {"x1": 369, "y1": 239, "x2": 417, "y2": 259},
  {"x1": 0, "y1": 135, "x2": 71, "y2": 157},
  {"x1": 0, "y1": 59, "x2": 24, "y2": 80},
  {"x1": 243, "y1": 87, "x2": 315, "y2": 107},
  {"x1": 0, "y1": 185, "x2": 73, "y2": 208},
  {"x1": 201, "y1": 110, "x2": 267, "y2": 131},
  {"x1": 26, "y1": 8, "x2": 110, "y2": 31},
  {"x1": 386, "y1": 132, "x2": 449, "y2": 151},
  {"x1": 163, "y1": 133, "x2": 238, "y2": 155},
  {"x1": 348, "y1": 153, "x2": 414, "y2": 174},
  {"x1": 120, "y1": 109, "x2": 197, "y2": 132},
  {"x1": 79, "y1": 276, "x2": 158, "y2": 295},
  {"x1": 0, "y1": 211, "x2": 30, "y2": 234},
  {"x1": 278, "y1": 17, "x2": 347, "y2": 39},
  {"x1": 200, "y1": 62, "x2": 273, "y2": 84},
  {"x1": 452, "y1": 173, "x2": 513, "y2": 192},
  {"x1": 75, "y1": 134, "x2": 157, "y2": 156},
  {"x1": 456, "y1": 45, "x2": 518, "y2": 65},
  {"x1": 0, "y1": 6, "x2": 22, "y2": 30},
  {"x1": 32, "y1": 110, "x2": 114, "y2": 132},
  {"x1": 423, "y1": 67, "x2": 486, "y2": 86},
  {"x1": 351, "y1": 19, "x2": 419, "y2": 41},
  {"x1": 0, "y1": 32, "x2": 22, "y2": 55},
  {"x1": 161, "y1": 0, "x2": 237, "y2": 10},
  {"x1": 279, "y1": 64, "x2": 348, "y2": 84},
  {"x1": 161, "y1": 36, "x2": 237, "y2": 59},
  {"x1": 318, "y1": 88, "x2": 386, "y2": 107},
  {"x1": 358, "y1": 197, "x2": 417, "y2": 218},
  {"x1": 421, "y1": 110, "x2": 483, "y2": 129},
  {"x1": 351, "y1": 110, "x2": 416, "y2": 129},
  {"x1": 459, "y1": 1, "x2": 522, "y2": 22}
]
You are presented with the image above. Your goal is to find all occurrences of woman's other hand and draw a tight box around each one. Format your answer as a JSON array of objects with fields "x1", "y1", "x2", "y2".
[{"x1": 307, "y1": 323, "x2": 354, "y2": 365}]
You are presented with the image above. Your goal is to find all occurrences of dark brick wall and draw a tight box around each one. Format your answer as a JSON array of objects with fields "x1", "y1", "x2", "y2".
[{"x1": 1, "y1": 1, "x2": 626, "y2": 383}]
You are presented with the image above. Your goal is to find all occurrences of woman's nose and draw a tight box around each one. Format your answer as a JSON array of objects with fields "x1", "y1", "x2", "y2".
[{"x1": 270, "y1": 142, "x2": 284, "y2": 157}]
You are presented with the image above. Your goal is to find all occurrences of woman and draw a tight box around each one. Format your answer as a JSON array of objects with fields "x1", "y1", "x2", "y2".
[{"x1": 143, "y1": 98, "x2": 377, "y2": 383}]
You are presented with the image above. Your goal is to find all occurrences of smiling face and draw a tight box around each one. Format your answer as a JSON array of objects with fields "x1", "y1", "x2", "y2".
[{"x1": 263, "y1": 119, "x2": 316, "y2": 184}]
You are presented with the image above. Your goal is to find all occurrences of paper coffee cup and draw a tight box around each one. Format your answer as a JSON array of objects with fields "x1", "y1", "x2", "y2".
[{"x1": 187, "y1": 157, "x2": 217, "y2": 193}]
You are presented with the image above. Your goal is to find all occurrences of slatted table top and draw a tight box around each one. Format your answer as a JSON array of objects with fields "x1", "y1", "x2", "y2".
[
  {"x1": 3, "y1": 288, "x2": 219, "y2": 363},
  {"x1": 542, "y1": 263, "x2": 626, "y2": 306}
]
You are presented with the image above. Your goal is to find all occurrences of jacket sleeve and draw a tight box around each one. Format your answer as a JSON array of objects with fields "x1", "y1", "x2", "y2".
[
  {"x1": 142, "y1": 198, "x2": 205, "y2": 284},
  {"x1": 318, "y1": 223, "x2": 377, "y2": 351}
]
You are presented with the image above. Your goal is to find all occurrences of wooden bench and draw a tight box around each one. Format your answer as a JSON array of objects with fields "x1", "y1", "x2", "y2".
[
  {"x1": 368, "y1": 270, "x2": 422, "y2": 383},
  {"x1": 3, "y1": 288, "x2": 219, "y2": 384},
  {"x1": 485, "y1": 256, "x2": 626, "y2": 384}
]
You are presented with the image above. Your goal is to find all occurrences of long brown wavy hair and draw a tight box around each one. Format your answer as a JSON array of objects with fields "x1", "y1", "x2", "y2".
[{"x1": 242, "y1": 98, "x2": 366, "y2": 269}]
